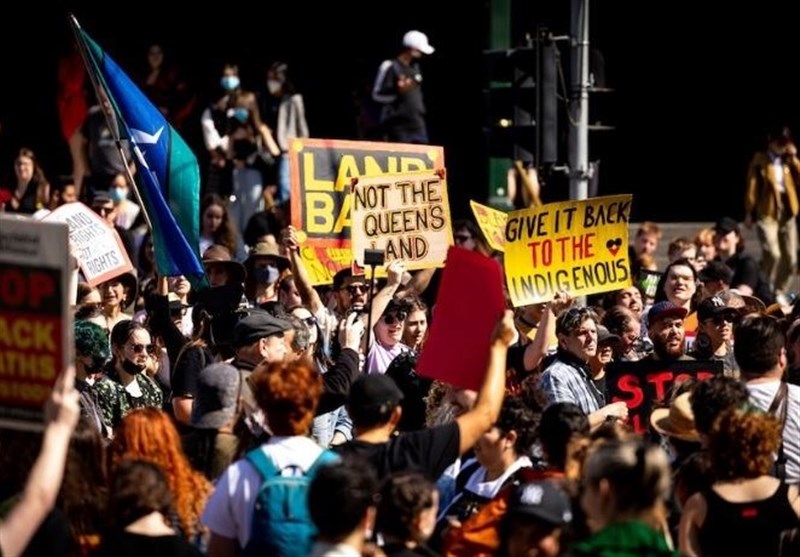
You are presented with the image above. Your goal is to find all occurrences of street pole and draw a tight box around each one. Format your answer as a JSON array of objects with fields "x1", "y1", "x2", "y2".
[{"x1": 568, "y1": 0, "x2": 590, "y2": 201}]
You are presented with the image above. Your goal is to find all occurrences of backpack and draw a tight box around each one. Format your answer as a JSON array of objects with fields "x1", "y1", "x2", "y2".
[{"x1": 241, "y1": 447, "x2": 339, "y2": 557}]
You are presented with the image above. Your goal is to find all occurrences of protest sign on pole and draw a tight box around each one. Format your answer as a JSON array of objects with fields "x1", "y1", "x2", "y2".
[
  {"x1": 44, "y1": 202, "x2": 133, "y2": 287},
  {"x1": 288, "y1": 138, "x2": 444, "y2": 284},
  {"x1": 350, "y1": 170, "x2": 452, "y2": 276},
  {"x1": 0, "y1": 215, "x2": 71, "y2": 430},
  {"x1": 504, "y1": 194, "x2": 633, "y2": 306}
]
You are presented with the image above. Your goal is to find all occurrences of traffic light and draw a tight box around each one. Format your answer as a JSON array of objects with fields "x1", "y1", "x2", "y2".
[{"x1": 482, "y1": 37, "x2": 559, "y2": 164}]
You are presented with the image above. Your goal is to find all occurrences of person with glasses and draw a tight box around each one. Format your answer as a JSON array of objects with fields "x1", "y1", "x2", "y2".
[
  {"x1": 687, "y1": 296, "x2": 740, "y2": 378},
  {"x1": 91, "y1": 320, "x2": 164, "y2": 433},
  {"x1": 90, "y1": 189, "x2": 137, "y2": 264},
  {"x1": 368, "y1": 298, "x2": 413, "y2": 375},
  {"x1": 539, "y1": 307, "x2": 629, "y2": 430}
]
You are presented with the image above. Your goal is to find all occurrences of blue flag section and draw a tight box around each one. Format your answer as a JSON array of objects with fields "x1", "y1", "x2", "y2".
[{"x1": 73, "y1": 20, "x2": 206, "y2": 288}]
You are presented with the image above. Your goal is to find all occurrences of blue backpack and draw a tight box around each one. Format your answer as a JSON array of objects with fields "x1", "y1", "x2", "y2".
[{"x1": 241, "y1": 447, "x2": 339, "y2": 557}]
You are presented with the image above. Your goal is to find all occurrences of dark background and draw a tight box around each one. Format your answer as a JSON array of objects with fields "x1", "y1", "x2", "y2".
[{"x1": 2, "y1": 1, "x2": 798, "y2": 222}]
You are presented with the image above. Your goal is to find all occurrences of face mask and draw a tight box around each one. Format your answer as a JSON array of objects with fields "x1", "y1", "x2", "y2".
[
  {"x1": 109, "y1": 187, "x2": 128, "y2": 203},
  {"x1": 267, "y1": 79, "x2": 282, "y2": 94},
  {"x1": 121, "y1": 357, "x2": 147, "y2": 375},
  {"x1": 221, "y1": 75, "x2": 240, "y2": 91},
  {"x1": 233, "y1": 107, "x2": 249, "y2": 123},
  {"x1": 255, "y1": 265, "x2": 279, "y2": 285}
]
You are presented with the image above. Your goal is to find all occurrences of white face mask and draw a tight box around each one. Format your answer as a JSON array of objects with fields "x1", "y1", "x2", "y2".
[{"x1": 267, "y1": 79, "x2": 282, "y2": 94}]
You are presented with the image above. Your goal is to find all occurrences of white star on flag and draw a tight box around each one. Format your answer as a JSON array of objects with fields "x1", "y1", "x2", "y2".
[{"x1": 130, "y1": 126, "x2": 164, "y2": 170}]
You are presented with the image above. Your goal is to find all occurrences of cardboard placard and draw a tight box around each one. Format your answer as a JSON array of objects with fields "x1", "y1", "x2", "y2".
[
  {"x1": 350, "y1": 170, "x2": 452, "y2": 276},
  {"x1": 0, "y1": 215, "x2": 71, "y2": 430},
  {"x1": 288, "y1": 138, "x2": 445, "y2": 285},
  {"x1": 504, "y1": 195, "x2": 633, "y2": 306},
  {"x1": 605, "y1": 359, "x2": 723, "y2": 435},
  {"x1": 44, "y1": 202, "x2": 133, "y2": 287}
]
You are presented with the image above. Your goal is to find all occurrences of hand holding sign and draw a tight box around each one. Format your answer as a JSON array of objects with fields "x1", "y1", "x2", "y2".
[
  {"x1": 492, "y1": 309, "x2": 517, "y2": 347},
  {"x1": 386, "y1": 259, "x2": 407, "y2": 287}
]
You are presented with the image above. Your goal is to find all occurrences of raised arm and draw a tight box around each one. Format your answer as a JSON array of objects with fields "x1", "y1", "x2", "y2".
[
  {"x1": 0, "y1": 366, "x2": 80, "y2": 557},
  {"x1": 282, "y1": 225, "x2": 325, "y2": 315},
  {"x1": 455, "y1": 310, "x2": 514, "y2": 455}
]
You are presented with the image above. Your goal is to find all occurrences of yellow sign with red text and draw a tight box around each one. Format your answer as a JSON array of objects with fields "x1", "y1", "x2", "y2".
[{"x1": 504, "y1": 195, "x2": 633, "y2": 306}]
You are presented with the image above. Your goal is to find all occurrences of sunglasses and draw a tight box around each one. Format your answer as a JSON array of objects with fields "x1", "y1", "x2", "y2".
[
  {"x1": 454, "y1": 234, "x2": 472, "y2": 244},
  {"x1": 712, "y1": 313, "x2": 738, "y2": 326},
  {"x1": 93, "y1": 206, "x2": 113, "y2": 215},
  {"x1": 382, "y1": 311, "x2": 408, "y2": 325},
  {"x1": 129, "y1": 343, "x2": 156, "y2": 355},
  {"x1": 347, "y1": 284, "x2": 367, "y2": 294},
  {"x1": 301, "y1": 315, "x2": 317, "y2": 327}
]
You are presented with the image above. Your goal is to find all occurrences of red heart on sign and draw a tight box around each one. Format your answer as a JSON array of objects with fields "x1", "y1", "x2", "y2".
[{"x1": 606, "y1": 238, "x2": 622, "y2": 256}]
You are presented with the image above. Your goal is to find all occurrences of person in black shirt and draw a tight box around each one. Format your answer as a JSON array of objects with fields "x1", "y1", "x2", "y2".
[
  {"x1": 372, "y1": 30, "x2": 435, "y2": 144},
  {"x1": 334, "y1": 310, "x2": 515, "y2": 480}
]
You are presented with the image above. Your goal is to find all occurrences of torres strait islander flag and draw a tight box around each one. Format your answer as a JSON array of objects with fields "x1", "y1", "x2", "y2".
[{"x1": 71, "y1": 16, "x2": 206, "y2": 287}]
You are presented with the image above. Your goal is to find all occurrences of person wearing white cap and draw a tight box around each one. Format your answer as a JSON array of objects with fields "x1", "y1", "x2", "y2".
[{"x1": 371, "y1": 29, "x2": 435, "y2": 144}]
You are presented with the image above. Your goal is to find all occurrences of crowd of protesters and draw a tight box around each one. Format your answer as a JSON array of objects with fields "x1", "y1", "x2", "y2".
[{"x1": 3, "y1": 31, "x2": 800, "y2": 557}]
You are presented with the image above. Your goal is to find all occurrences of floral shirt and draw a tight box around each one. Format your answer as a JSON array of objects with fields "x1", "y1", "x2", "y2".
[{"x1": 92, "y1": 370, "x2": 164, "y2": 431}]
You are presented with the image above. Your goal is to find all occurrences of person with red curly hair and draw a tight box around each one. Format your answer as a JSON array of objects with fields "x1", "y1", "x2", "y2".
[
  {"x1": 109, "y1": 408, "x2": 213, "y2": 548},
  {"x1": 201, "y1": 360, "x2": 335, "y2": 556}
]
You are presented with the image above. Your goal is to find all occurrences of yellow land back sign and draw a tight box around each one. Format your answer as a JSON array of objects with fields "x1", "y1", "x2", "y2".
[
  {"x1": 470, "y1": 200, "x2": 507, "y2": 252},
  {"x1": 504, "y1": 195, "x2": 633, "y2": 306},
  {"x1": 350, "y1": 170, "x2": 452, "y2": 275},
  {"x1": 289, "y1": 138, "x2": 444, "y2": 285}
]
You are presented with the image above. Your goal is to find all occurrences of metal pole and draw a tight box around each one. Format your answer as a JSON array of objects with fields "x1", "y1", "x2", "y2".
[
  {"x1": 68, "y1": 14, "x2": 154, "y2": 232},
  {"x1": 568, "y1": 0, "x2": 590, "y2": 201}
]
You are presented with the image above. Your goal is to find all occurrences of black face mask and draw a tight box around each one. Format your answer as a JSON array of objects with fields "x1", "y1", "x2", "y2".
[{"x1": 121, "y1": 358, "x2": 147, "y2": 375}]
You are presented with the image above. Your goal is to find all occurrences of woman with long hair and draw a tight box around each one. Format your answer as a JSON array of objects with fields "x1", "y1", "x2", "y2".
[
  {"x1": 2, "y1": 148, "x2": 50, "y2": 214},
  {"x1": 199, "y1": 193, "x2": 238, "y2": 257},
  {"x1": 57, "y1": 418, "x2": 108, "y2": 556},
  {"x1": 109, "y1": 407, "x2": 212, "y2": 547}
]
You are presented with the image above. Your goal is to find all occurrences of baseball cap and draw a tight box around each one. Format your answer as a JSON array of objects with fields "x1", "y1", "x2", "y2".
[
  {"x1": 508, "y1": 480, "x2": 573, "y2": 526},
  {"x1": 713, "y1": 217, "x2": 740, "y2": 236},
  {"x1": 698, "y1": 260, "x2": 733, "y2": 284},
  {"x1": 697, "y1": 296, "x2": 740, "y2": 322},
  {"x1": 596, "y1": 324, "x2": 621, "y2": 347},
  {"x1": 647, "y1": 301, "x2": 688, "y2": 325},
  {"x1": 402, "y1": 30, "x2": 435, "y2": 55},
  {"x1": 348, "y1": 374, "x2": 404, "y2": 410},
  {"x1": 233, "y1": 309, "x2": 292, "y2": 348},
  {"x1": 192, "y1": 363, "x2": 241, "y2": 429}
]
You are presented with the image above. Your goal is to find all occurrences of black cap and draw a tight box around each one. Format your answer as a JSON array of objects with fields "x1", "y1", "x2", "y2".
[
  {"x1": 596, "y1": 324, "x2": 621, "y2": 346},
  {"x1": 698, "y1": 260, "x2": 733, "y2": 284},
  {"x1": 233, "y1": 309, "x2": 291, "y2": 348},
  {"x1": 348, "y1": 374, "x2": 404, "y2": 409},
  {"x1": 508, "y1": 480, "x2": 573, "y2": 526},
  {"x1": 713, "y1": 217, "x2": 740, "y2": 236},
  {"x1": 697, "y1": 296, "x2": 740, "y2": 322}
]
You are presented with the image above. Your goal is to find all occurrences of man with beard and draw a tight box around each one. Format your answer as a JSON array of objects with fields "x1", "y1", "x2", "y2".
[{"x1": 643, "y1": 301, "x2": 695, "y2": 363}]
